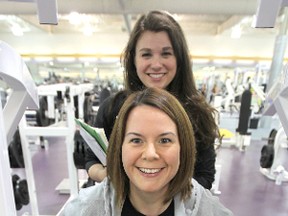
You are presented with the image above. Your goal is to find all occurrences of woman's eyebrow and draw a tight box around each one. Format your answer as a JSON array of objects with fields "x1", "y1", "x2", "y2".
[
  {"x1": 125, "y1": 132, "x2": 177, "y2": 137},
  {"x1": 125, "y1": 132, "x2": 142, "y2": 137},
  {"x1": 138, "y1": 48, "x2": 151, "y2": 52},
  {"x1": 162, "y1": 46, "x2": 173, "y2": 51}
]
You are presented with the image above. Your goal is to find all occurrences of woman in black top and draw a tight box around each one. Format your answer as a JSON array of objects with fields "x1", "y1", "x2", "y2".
[{"x1": 85, "y1": 10, "x2": 219, "y2": 190}]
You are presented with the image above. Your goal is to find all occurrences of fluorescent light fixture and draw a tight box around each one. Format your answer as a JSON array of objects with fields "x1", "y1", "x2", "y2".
[
  {"x1": 231, "y1": 25, "x2": 242, "y2": 39},
  {"x1": 5, "y1": 15, "x2": 31, "y2": 36},
  {"x1": 68, "y1": 11, "x2": 81, "y2": 25},
  {"x1": 78, "y1": 57, "x2": 97, "y2": 62},
  {"x1": 82, "y1": 25, "x2": 94, "y2": 36},
  {"x1": 202, "y1": 66, "x2": 216, "y2": 71},
  {"x1": 193, "y1": 59, "x2": 210, "y2": 64},
  {"x1": 213, "y1": 59, "x2": 233, "y2": 65},
  {"x1": 34, "y1": 57, "x2": 53, "y2": 62},
  {"x1": 56, "y1": 57, "x2": 76, "y2": 62},
  {"x1": 235, "y1": 60, "x2": 256, "y2": 65},
  {"x1": 98, "y1": 57, "x2": 120, "y2": 64},
  {"x1": 10, "y1": 24, "x2": 24, "y2": 36}
]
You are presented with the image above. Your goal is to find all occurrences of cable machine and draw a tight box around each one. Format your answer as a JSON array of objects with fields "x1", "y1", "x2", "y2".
[
  {"x1": 0, "y1": 41, "x2": 39, "y2": 216},
  {"x1": 0, "y1": 41, "x2": 85, "y2": 215},
  {"x1": 260, "y1": 68, "x2": 288, "y2": 185}
]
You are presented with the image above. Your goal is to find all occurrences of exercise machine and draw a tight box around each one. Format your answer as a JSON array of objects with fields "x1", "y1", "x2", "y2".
[
  {"x1": 260, "y1": 71, "x2": 288, "y2": 185},
  {"x1": 0, "y1": 41, "x2": 83, "y2": 215},
  {"x1": 0, "y1": 41, "x2": 39, "y2": 215},
  {"x1": 219, "y1": 87, "x2": 253, "y2": 151}
]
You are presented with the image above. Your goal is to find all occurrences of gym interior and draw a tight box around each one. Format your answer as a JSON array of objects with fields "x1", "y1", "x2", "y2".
[{"x1": 1, "y1": 1, "x2": 288, "y2": 215}]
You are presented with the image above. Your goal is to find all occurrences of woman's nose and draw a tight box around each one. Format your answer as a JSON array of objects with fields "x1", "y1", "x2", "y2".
[
  {"x1": 150, "y1": 56, "x2": 162, "y2": 69},
  {"x1": 142, "y1": 143, "x2": 160, "y2": 160}
]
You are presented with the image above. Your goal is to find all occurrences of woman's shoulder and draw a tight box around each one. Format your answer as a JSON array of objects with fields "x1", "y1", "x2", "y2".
[
  {"x1": 191, "y1": 179, "x2": 233, "y2": 216},
  {"x1": 174, "y1": 179, "x2": 233, "y2": 216},
  {"x1": 64, "y1": 178, "x2": 113, "y2": 215},
  {"x1": 74, "y1": 178, "x2": 109, "y2": 203},
  {"x1": 101, "y1": 90, "x2": 129, "y2": 108}
]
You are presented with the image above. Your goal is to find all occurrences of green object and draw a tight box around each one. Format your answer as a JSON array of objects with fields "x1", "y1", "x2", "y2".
[{"x1": 75, "y1": 119, "x2": 107, "y2": 153}]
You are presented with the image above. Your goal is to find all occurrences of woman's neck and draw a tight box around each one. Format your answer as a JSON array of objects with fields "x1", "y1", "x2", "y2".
[{"x1": 128, "y1": 189, "x2": 171, "y2": 216}]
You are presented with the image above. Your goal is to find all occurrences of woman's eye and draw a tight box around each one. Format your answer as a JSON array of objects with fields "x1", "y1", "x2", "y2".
[
  {"x1": 162, "y1": 52, "x2": 172, "y2": 56},
  {"x1": 130, "y1": 138, "x2": 142, "y2": 144},
  {"x1": 141, "y1": 53, "x2": 152, "y2": 57},
  {"x1": 160, "y1": 138, "x2": 172, "y2": 144}
]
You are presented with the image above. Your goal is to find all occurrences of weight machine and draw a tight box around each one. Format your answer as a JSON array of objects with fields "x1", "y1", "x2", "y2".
[
  {"x1": 0, "y1": 41, "x2": 39, "y2": 216},
  {"x1": 26, "y1": 83, "x2": 95, "y2": 187},
  {"x1": 219, "y1": 87, "x2": 253, "y2": 151},
  {"x1": 0, "y1": 41, "x2": 84, "y2": 215},
  {"x1": 260, "y1": 74, "x2": 288, "y2": 185},
  {"x1": 20, "y1": 82, "x2": 98, "y2": 214},
  {"x1": 211, "y1": 89, "x2": 253, "y2": 194}
]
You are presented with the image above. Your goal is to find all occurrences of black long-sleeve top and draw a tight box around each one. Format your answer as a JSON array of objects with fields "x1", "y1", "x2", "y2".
[{"x1": 85, "y1": 92, "x2": 216, "y2": 189}]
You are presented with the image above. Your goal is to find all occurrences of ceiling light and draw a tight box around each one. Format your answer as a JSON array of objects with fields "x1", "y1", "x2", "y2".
[
  {"x1": 193, "y1": 58, "x2": 210, "y2": 64},
  {"x1": 202, "y1": 66, "x2": 216, "y2": 71},
  {"x1": 82, "y1": 25, "x2": 94, "y2": 36},
  {"x1": 78, "y1": 57, "x2": 97, "y2": 62},
  {"x1": 34, "y1": 57, "x2": 53, "y2": 62},
  {"x1": 235, "y1": 60, "x2": 255, "y2": 65},
  {"x1": 10, "y1": 24, "x2": 24, "y2": 36},
  {"x1": 98, "y1": 57, "x2": 120, "y2": 64},
  {"x1": 5, "y1": 15, "x2": 31, "y2": 36},
  {"x1": 56, "y1": 57, "x2": 76, "y2": 62},
  {"x1": 68, "y1": 12, "x2": 81, "y2": 25},
  {"x1": 231, "y1": 25, "x2": 242, "y2": 39},
  {"x1": 213, "y1": 59, "x2": 233, "y2": 65}
]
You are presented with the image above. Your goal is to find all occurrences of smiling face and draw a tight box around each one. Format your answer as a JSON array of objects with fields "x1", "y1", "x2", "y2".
[
  {"x1": 122, "y1": 105, "x2": 180, "y2": 197},
  {"x1": 134, "y1": 31, "x2": 177, "y2": 89}
]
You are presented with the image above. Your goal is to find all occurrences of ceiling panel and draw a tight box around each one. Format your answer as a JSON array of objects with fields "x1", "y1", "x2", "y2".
[{"x1": 0, "y1": 0, "x2": 286, "y2": 61}]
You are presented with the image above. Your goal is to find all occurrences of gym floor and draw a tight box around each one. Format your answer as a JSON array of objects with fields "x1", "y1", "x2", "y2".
[{"x1": 15, "y1": 112, "x2": 288, "y2": 216}]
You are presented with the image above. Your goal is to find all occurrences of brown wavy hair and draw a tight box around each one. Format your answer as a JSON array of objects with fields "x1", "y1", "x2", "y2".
[
  {"x1": 121, "y1": 10, "x2": 219, "y2": 148},
  {"x1": 107, "y1": 88, "x2": 196, "y2": 208}
]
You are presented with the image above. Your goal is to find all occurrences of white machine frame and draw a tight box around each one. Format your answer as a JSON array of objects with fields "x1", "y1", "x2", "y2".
[
  {"x1": 261, "y1": 78, "x2": 288, "y2": 185},
  {"x1": 18, "y1": 83, "x2": 95, "y2": 215},
  {"x1": 0, "y1": 41, "x2": 89, "y2": 215},
  {"x1": 0, "y1": 41, "x2": 39, "y2": 216}
]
